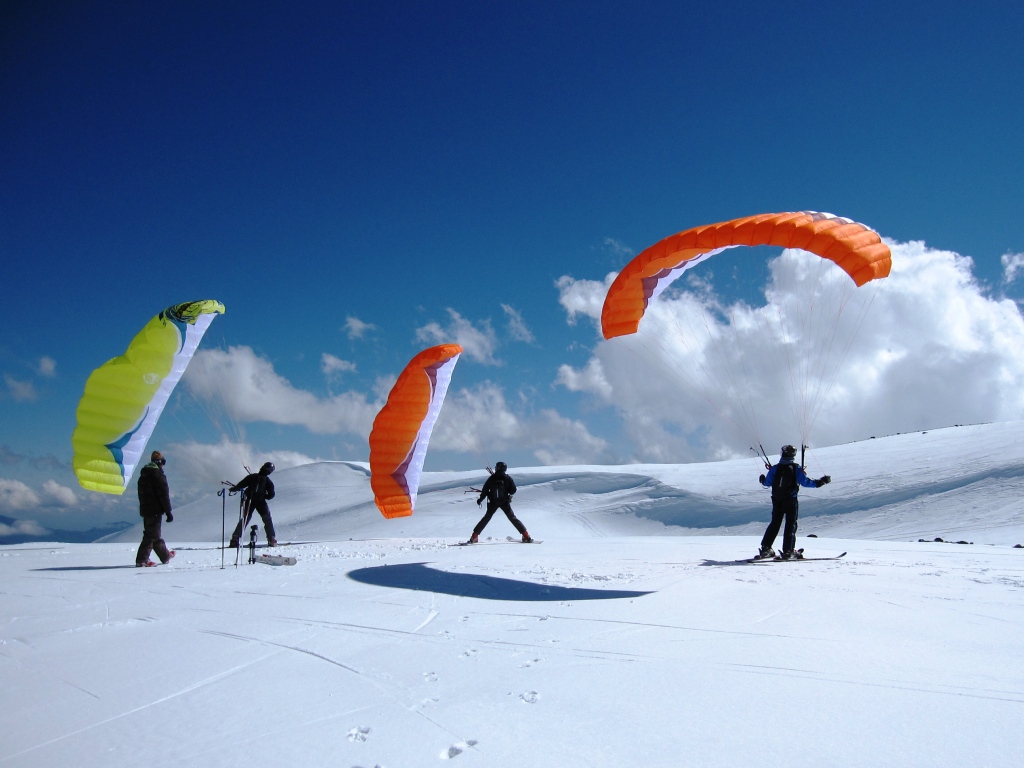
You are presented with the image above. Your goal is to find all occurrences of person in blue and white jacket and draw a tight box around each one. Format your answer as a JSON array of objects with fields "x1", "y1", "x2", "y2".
[{"x1": 756, "y1": 445, "x2": 830, "y2": 560}]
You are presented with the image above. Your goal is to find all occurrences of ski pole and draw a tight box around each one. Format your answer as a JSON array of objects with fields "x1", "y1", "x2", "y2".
[
  {"x1": 218, "y1": 488, "x2": 226, "y2": 570},
  {"x1": 235, "y1": 494, "x2": 247, "y2": 569}
]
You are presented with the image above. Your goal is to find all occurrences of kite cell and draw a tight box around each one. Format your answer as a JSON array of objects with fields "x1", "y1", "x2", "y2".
[
  {"x1": 601, "y1": 211, "x2": 891, "y2": 340},
  {"x1": 72, "y1": 300, "x2": 226, "y2": 494},
  {"x1": 369, "y1": 344, "x2": 463, "y2": 518}
]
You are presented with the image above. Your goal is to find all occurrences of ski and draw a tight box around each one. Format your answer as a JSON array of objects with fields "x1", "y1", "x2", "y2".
[{"x1": 749, "y1": 551, "x2": 847, "y2": 563}]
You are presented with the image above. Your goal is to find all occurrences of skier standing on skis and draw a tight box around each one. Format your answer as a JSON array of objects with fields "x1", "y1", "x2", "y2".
[
  {"x1": 228, "y1": 462, "x2": 278, "y2": 548},
  {"x1": 136, "y1": 450, "x2": 175, "y2": 567},
  {"x1": 469, "y1": 462, "x2": 532, "y2": 543},
  {"x1": 756, "y1": 445, "x2": 830, "y2": 560}
]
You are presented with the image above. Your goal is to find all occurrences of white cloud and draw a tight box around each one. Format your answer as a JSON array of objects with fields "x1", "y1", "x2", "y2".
[
  {"x1": 184, "y1": 346, "x2": 380, "y2": 436},
  {"x1": 37, "y1": 356, "x2": 57, "y2": 377},
  {"x1": 321, "y1": 353, "x2": 357, "y2": 376},
  {"x1": 603, "y1": 237, "x2": 635, "y2": 259},
  {"x1": 4, "y1": 375, "x2": 37, "y2": 402},
  {"x1": 344, "y1": 316, "x2": 377, "y2": 339},
  {"x1": 0, "y1": 478, "x2": 41, "y2": 510},
  {"x1": 555, "y1": 274, "x2": 614, "y2": 327},
  {"x1": 166, "y1": 438, "x2": 318, "y2": 493},
  {"x1": 557, "y1": 240, "x2": 1024, "y2": 462},
  {"x1": 0, "y1": 478, "x2": 76, "y2": 513},
  {"x1": 431, "y1": 382, "x2": 613, "y2": 465},
  {"x1": 40, "y1": 480, "x2": 77, "y2": 507},
  {"x1": 0, "y1": 519, "x2": 48, "y2": 537},
  {"x1": 501, "y1": 304, "x2": 535, "y2": 343},
  {"x1": 1002, "y1": 252, "x2": 1024, "y2": 284},
  {"x1": 556, "y1": 357, "x2": 613, "y2": 400},
  {"x1": 416, "y1": 309, "x2": 499, "y2": 365}
]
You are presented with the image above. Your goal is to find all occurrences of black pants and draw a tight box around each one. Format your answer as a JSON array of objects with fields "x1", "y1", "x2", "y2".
[
  {"x1": 136, "y1": 514, "x2": 172, "y2": 565},
  {"x1": 473, "y1": 500, "x2": 527, "y2": 537},
  {"x1": 231, "y1": 498, "x2": 277, "y2": 543},
  {"x1": 760, "y1": 497, "x2": 799, "y2": 553}
]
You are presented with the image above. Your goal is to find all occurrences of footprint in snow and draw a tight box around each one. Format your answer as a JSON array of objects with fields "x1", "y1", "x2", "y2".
[
  {"x1": 519, "y1": 658, "x2": 544, "y2": 668},
  {"x1": 460, "y1": 649, "x2": 477, "y2": 658},
  {"x1": 347, "y1": 726, "x2": 371, "y2": 742},
  {"x1": 423, "y1": 671, "x2": 438, "y2": 682},
  {"x1": 440, "y1": 739, "x2": 477, "y2": 759},
  {"x1": 519, "y1": 691, "x2": 539, "y2": 704}
]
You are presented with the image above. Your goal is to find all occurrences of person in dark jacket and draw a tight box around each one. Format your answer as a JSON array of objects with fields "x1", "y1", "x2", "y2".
[
  {"x1": 228, "y1": 462, "x2": 278, "y2": 548},
  {"x1": 469, "y1": 462, "x2": 532, "y2": 543},
  {"x1": 756, "y1": 444, "x2": 830, "y2": 560},
  {"x1": 136, "y1": 450, "x2": 175, "y2": 567}
]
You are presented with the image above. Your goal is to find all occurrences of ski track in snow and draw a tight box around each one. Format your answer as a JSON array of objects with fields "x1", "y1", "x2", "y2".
[{"x1": 0, "y1": 653, "x2": 279, "y2": 764}]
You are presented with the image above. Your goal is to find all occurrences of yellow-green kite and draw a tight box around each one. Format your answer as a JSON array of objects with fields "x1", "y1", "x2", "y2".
[{"x1": 72, "y1": 299, "x2": 225, "y2": 494}]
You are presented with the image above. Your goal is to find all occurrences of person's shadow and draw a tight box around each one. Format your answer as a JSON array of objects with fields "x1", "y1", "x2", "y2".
[
  {"x1": 347, "y1": 562, "x2": 651, "y2": 602},
  {"x1": 32, "y1": 565, "x2": 139, "y2": 571}
]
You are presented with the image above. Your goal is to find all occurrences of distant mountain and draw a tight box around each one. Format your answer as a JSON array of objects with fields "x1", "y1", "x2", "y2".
[{"x1": 0, "y1": 515, "x2": 134, "y2": 545}]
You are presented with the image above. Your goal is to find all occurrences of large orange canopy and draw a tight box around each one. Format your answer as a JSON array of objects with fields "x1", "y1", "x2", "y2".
[
  {"x1": 369, "y1": 344, "x2": 463, "y2": 518},
  {"x1": 601, "y1": 212, "x2": 891, "y2": 340}
]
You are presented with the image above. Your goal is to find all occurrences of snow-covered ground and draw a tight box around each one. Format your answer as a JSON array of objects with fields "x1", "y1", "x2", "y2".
[{"x1": 2, "y1": 423, "x2": 1023, "y2": 766}]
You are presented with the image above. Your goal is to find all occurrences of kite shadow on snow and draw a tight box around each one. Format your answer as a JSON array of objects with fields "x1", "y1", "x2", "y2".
[{"x1": 347, "y1": 562, "x2": 652, "y2": 602}]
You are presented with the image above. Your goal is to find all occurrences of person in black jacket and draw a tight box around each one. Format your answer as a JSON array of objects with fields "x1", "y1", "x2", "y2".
[
  {"x1": 136, "y1": 450, "x2": 175, "y2": 566},
  {"x1": 228, "y1": 462, "x2": 278, "y2": 548},
  {"x1": 469, "y1": 462, "x2": 532, "y2": 543}
]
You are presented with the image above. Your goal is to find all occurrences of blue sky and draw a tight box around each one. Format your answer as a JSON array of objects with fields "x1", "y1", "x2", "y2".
[{"x1": 2, "y1": 0, "x2": 1024, "y2": 530}]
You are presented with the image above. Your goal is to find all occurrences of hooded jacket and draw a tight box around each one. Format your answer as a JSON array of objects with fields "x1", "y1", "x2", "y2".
[{"x1": 138, "y1": 462, "x2": 172, "y2": 517}]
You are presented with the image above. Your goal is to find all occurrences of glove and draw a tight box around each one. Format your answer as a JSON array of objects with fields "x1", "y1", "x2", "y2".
[
  {"x1": 758, "y1": 474, "x2": 766, "y2": 485},
  {"x1": 165, "y1": 512, "x2": 174, "y2": 523},
  {"x1": 477, "y1": 498, "x2": 483, "y2": 506},
  {"x1": 820, "y1": 475, "x2": 831, "y2": 485}
]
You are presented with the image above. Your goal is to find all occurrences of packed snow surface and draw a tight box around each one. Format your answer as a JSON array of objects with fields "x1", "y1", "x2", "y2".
[{"x1": 2, "y1": 423, "x2": 1023, "y2": 766}]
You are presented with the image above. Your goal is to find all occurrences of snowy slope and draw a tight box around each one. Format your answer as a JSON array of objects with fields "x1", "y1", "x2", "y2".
[
  {"x1": 109, "y1": 421, "x2": 1024, "y2": 545},
  {"x1": 3, "y1": 423, "x2": 1024, "y2": 767}
]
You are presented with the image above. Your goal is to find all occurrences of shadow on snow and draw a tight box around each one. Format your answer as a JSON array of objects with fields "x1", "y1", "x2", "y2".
[
  {"x1": 347, "y1": 562, "x2": 652, "y2": 602},
  {"x1": 32, "y1": 565, "x2": 139, "y2": 571}
]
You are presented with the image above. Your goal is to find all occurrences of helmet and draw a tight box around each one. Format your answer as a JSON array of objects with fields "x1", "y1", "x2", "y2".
[
  {"x1": 780, "y1": 445, "x2": 797, "y2": 460},
  {"x1": 260, "y1": 462, "x2": 275, "y2": 475},
  {"x1": 494, "y1": 461, "x2": 507, "y2": 473}
]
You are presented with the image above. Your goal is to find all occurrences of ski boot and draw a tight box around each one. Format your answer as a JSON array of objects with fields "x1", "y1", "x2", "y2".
[
  {"x1": 754, "y1": 547, "x2": 775, "y2": 560},
  {"x1": 267, "y1": 539, "x2": 278, "y2": 547},
  {"x1": 522, "y1": 532, "x2": 533, "y2": 543},
  {"x1": 469, "y1": 532, "x2": 479, "y2": 544}
]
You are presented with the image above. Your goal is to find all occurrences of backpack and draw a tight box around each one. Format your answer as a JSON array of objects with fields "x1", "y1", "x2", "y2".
[
  {"x1": 489, "y1": 476, "x2": 509, "y2": 503},
  {"x1": 772, "y1": 463, "x2": 798, "y2": 497}
]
